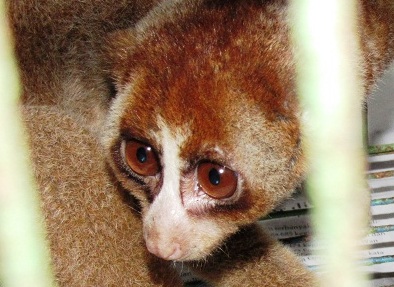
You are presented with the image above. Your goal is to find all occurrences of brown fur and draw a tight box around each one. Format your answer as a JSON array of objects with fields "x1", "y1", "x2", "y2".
[
  {"x1": 23, "y1": 105, "x2": 183, "y2": 286},
  {"x1": 9, "y1": 0, "x2": 394, "y2": 286},
  {"x1": 104, "y1": 0, "x2": 394, "y2": 263},
  {"x1": 23, "y1": 104, "x2": 317, "y2": 285},
  {"x1": 105, "y1": 0, "x2": 303, "y2": 222},
  {"x1": 103, "y1": 0, "x2": 394, "y2": 284},
  {"x1": 359, "y1": 0, "x2": 394, "y2": 90},
  {"x1": 7, "y1": 0, "x2": 159, "y2": 128}
]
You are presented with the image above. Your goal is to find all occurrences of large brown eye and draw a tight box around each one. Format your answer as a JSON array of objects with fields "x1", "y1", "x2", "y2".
[
  {"x1": 123, "y1": 140, "x2": 160, "y2": 176},
  {"x1": 197, "y1": 162, "x2": 237, "y2": 199}
]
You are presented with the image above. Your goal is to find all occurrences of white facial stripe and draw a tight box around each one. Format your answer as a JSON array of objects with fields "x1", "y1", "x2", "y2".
[
  {"x1": 159, "y1": 121, "x2": 185, "y2": 204},
  {"x1": 143, "y1": 120, "x2": 241, "y2": 260},
  {"x1": 143, "y1": 120, "x2": 192, "y2": 259},
  {"x1": 147, "y1": 118, "x2": 191, "y2": 213}
]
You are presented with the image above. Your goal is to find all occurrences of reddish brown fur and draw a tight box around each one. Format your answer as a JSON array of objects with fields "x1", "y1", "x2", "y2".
[
  {"x1": 104, "y1": 0, "x2": 394, "y2": 284},
  {"x1": 106, "y1": 0, "x2": 305, "y2": 233},
  {"x1": 10, "y1": 0, "x2": 394, "y2": 286}
]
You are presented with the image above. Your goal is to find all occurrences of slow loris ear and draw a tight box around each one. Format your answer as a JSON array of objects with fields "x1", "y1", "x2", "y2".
[{"x1": 103, "y1": 29, "x2": 136, "y2": 93}]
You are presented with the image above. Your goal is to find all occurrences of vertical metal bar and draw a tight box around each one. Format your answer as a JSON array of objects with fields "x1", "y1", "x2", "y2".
[
  {"x1": 0, "y1": 1, "x2": 56, "y2": 286},
  {"x1": 291, "y1": 1, "x2": 369, "y2": 286}
]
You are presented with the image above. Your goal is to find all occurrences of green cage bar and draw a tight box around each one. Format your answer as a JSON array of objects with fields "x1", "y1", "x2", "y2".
[
  {"x1": 0, "y1": 1, "x2": 56, "y2": 286},
  {"x1": 291, "y1": 1, "x2": 369, "y2": 287}
]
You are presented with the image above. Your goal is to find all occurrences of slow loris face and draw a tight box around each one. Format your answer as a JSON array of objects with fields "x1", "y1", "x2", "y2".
[{"x1": 104, "y1": 0, "x2": 304, "y2": 261}]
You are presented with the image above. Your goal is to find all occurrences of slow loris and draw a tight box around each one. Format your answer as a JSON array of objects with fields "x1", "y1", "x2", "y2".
[
  {"x1": 104, "y1": 0, "x2": 394, "y2": 260},
  {"x1": 8, "y1": 0, "x2": 394, "y2": 286}
]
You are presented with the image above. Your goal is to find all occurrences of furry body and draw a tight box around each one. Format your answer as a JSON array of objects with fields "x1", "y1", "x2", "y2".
[
  {"x1": 104, "y1": 0, "x2": 394, "y2": 262},
  {"x1": 23, "y1": 105, "x2": 315, "y2": 285},
  {"x1": 23, "y1": 106, "x2": 182, "y2": 286},
  {"x1": 8, "y1": 0, "x2": 160, "y2": 127},
  {"x1": 9, "y1": 0, "x2": 394, "y2": 286}
]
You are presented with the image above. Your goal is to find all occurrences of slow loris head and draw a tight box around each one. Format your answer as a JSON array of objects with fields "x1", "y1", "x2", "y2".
[{"x1": 103, "y1": 0, "x2": 303, "y2": 261}]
